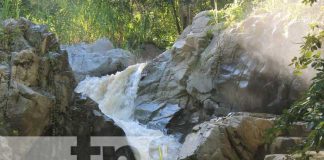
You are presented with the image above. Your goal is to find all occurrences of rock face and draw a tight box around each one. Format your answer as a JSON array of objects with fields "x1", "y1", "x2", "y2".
[
  {"x1": 178, "y1": 112, "x2": 275, "y2": 160},
  {"x1": 0, "y1": 18, "x2": 74, "y2": 136},
  {"x1": 0, "y1": 19, "x2": 125, "y2": 137},
  {"x1": 0, "y1": 137, "x2": 12, "y2": 160},
  {"x1": 269, "y1": 137, "x2": 304, "y2": 154},
  {"x1": 62, "y1": 39, "x2": 135, "y2": 82},
  {"x1": 53, "y1": 96, "x2": 125, "y2": 136},
  {"x1": 264, "y1": 152, "x2": 324, "y2": 160},
  {"x1": 135, "y1": 43, "x2": 163, "y2": 62},
  {"x1": 135, "y1": 11, "x2": 308, "y2": 136},
  {"x1": 134, "y1": 102, "x2": 181, "y2": 131}
]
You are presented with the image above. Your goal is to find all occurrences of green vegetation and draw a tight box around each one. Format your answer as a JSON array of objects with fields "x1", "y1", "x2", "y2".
[
  {"x1": 267, "y1": 1, "x2": 323, "y2": 159},
  {"x1": 1, "y1": 0, "x2": 322, "y2": 156},
  {"x1": 158, "y1": 146, "x2": 163, "y2": 160},
  {"x1": 0, "y1": 0, "x2": 235, "y2": 50},
  {"x1": 0, "y1": 21, "x2": 22, "y2": 51},
  {"x1": 208, "y1": 0, "x2": 315, "y2": 30},
  {"x1": 268, "y1": 25, "x2": 323, "y2": 159},
  {"x1": 303, "y1": 0, "x2": 319, "y2": 5}
]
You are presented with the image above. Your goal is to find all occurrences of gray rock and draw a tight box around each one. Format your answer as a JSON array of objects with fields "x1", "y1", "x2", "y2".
[
  {"x1": 57, "y1": 96, "x2": 125, "y2": 136},
  {"x1": 178, "y1": 112, "x2": 275, "y2": 160},
  {"x1": 0, "y1": 137, "x2": 12, "y2": 160},
  {"x1": 135, "y1": 11, "x2": 308, "y2": 136},
  {"x1": 0, "y1": 18, "x2": 128, "y2": 138},
  {"x1": 135, "y1": 43, "x2": 163, "y2": 62},
  {"x1": 0, "y1": 18, "x2": 127, "y2": 139},
  {"x1": 264, "y1": 152, "x2": 324, "y2": 160},
  {"x1": 264, "y1": 154, "x2": 293, "y2": 160},
  {"x1": 134, "y1": 102, "x2": 181, "y2": 131},
  {"x1": 0, "y1": 18, "x2": 75, "y2": 136},
  {"x1": 269, "y1": 137, "x2": 304, "y2": 154},
  {"x1": 62, "y1": 39, "x2": 135, "y2": 81}
]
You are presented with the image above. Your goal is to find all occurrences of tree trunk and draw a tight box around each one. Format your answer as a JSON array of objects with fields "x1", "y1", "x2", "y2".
[
  {"x1": 210, "y1": 0, "x2": 216, "y2": 9},
  {"x1": 171, "y1": 0, "x2": 181, "y2": 35}
]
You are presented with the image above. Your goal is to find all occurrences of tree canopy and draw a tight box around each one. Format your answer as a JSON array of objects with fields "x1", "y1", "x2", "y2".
[{"x1": 0, "y1": 0, "x2": 235, "y2": 50}]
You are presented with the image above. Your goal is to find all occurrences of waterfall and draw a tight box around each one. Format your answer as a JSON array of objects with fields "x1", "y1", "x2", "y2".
[{"x1": 75, "y1": 63, "x2": 181, "y2": 160}]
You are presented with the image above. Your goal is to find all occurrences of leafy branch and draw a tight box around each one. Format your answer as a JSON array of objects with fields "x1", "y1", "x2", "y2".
[{"x1": 269, "y1": 24, "x2": 323, "y2": 159}]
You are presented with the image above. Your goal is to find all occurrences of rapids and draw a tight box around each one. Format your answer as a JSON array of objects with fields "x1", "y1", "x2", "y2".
[
  {"x1": 75, "y1": 63, "x2": 181, "y2": 160},
  {"x1": 74, "y1": 1, "x2": 323, "y2": 159}
]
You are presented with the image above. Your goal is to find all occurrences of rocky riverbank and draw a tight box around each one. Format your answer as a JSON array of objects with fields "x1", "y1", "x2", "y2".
[{"x1": 0, "y1": 6, "x2": 323, "y2": 159}]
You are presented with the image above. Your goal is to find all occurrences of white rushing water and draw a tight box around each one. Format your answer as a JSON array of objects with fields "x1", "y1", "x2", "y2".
[{"x1": 75, "y1": 63, "x2": 181, "y2": 160}]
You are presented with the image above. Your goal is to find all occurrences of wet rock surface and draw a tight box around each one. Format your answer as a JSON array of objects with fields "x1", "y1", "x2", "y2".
[
  {"x1": 135, "y1": 11, "x2": 308, "y2": 136},
  {"x1": 0, "y1": 9, "x2": 318, "y2": 160},
  {"x1": 135, "y1": 102, "x2": 181, "y2": 131},
  {"x1": 53, "y1": 96, "x2": 125, "y2": 136}
]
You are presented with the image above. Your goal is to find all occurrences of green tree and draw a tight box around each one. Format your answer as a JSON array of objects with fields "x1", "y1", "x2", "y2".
[
  {"x1": 268, "y1": 0, "x2": 324, "y2": 158},
  {"x1": 0, "y1": 0, "x2": 236, "y2": 50}
]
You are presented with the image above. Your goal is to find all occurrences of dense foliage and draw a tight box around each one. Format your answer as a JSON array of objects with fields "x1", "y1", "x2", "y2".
[
  {"x1": 269, "y1": 25, "x2": 323, "y2": 158},
  {"x1": 303, "y1": 0, "x2": 319, "y2": 5},
  {"x1": 0, "y1": 0, "x2": 235, "y2": 50},
  {"x1": 268, "y1": 0, "x2": 323, "y2": 157}
]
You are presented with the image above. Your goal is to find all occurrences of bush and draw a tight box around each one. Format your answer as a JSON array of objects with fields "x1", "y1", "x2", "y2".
[{"x1": 268, "y1": 24, "x2": 324, "y2": 159}]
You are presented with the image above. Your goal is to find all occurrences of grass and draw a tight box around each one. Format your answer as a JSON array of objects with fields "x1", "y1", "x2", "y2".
[
  {"x1": 2, "y1": 0, "x2": 319, "y2": 51},
  {"x1": 1, "y1": 0, "x2": 179, "y2": 50},
  {"x1": 0, "y1": 0, "x2": 236, "y2": 51}
]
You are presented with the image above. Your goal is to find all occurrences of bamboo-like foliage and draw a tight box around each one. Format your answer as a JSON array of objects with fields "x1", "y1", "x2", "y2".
[{"x1": 0, "y1": 0, "x2": 234, "y2": 50}]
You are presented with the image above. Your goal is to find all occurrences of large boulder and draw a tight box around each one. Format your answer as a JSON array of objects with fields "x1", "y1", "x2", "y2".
[
  {"x1": 0, "y1": 18, "x2": 75, "y2": 136},
  {"x1": 52, "y1": 96, "x2": 125, "y2": 136},
  {"x1": 62, "y1": 39, "x2": 135, "y2": 81},
  {"x1": 135, "y1": 11, "x2": 309, "y2": 136},
  {"x1": 178, "y1": 112, "x2": 275, "y2": 160},
  {"x1": 0, "y1": 19, "x2": 125, "y2": 137}
]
